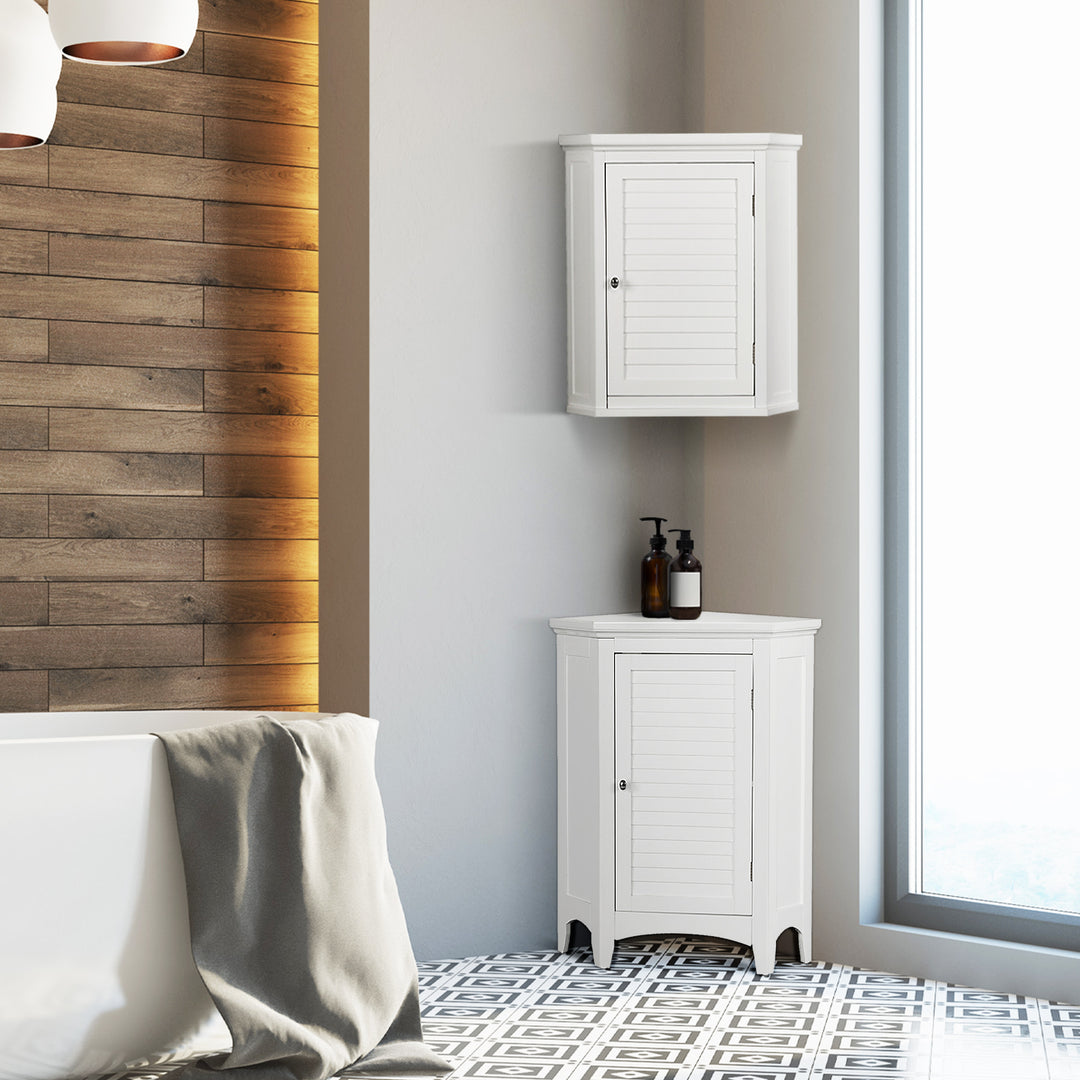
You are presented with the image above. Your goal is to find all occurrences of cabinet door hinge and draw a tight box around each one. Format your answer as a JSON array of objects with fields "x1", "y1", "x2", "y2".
[
  {"x1": 751, "y1": 687, "x2": 754, "y2": 710},
  {"x1": 752, "y1": 193, "x2": 756, "y2": 216},
  {"x1": 749, "y1": 861, "x2": 753, "y2": 882},
  {"x1": 752, "y1": 342, "x2": 756, "y2": 367}
]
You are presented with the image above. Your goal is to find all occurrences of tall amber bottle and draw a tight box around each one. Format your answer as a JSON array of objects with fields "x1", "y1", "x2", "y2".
[
  {"x1": 668, "y1": 528, "x2": 702, "y2": 620},
  {"x1": 639, "y1": 517, "x2": 671, "y2": 618}
]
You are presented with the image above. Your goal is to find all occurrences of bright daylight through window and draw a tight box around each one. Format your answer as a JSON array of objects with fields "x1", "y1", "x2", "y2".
[{"x1": 891, "y1": 0, "x2": 1080, "y2": 948}]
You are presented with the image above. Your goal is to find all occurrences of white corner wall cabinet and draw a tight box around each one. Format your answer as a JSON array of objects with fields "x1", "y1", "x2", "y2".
[
  {"x1": 550, "y1": 612, "x2": 819, "y2": 974},
  {"x1": 559, "y1": 133, "x2": 801, "y2": 417}
]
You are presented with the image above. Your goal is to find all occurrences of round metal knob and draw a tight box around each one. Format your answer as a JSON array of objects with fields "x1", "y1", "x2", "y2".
[
  {"x1": 618, "y1": 779, "x2": 627, "y2": 791},
  {"x1": 609, "y1": 276, "x2": 620, "y2": 289}
]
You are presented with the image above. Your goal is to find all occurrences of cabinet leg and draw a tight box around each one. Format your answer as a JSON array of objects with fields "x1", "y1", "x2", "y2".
[
  {"x1": 592, "y1": 935, "x2": 615, "y2": 969},
  {"x1": 795, "y1": 926, "x2": 811, "y2": 964},
  {"x1": 557, "y1": 919, "x2": 573, "y2": 954},
  {"x1": 751, "y1": 934, "x2": 776, "y2": 977}
]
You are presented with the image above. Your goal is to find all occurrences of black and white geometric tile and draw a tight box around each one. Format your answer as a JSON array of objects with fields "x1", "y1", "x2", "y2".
[{"x1": 103, "y1": 936, "x2": 1080, "y2": 1080}]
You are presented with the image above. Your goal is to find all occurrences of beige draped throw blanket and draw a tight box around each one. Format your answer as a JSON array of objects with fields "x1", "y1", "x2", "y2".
[{"x1": 155, "y1": 712, "x2": 451, "y2": 1080}]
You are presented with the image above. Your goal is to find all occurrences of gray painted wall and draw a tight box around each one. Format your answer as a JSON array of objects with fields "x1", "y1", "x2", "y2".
[
  {"x1": 369, "y1": 0, "x2": 698, "y2": 962},
  {"x1": 690, "y1": 0, "x2": 864, "y2": 966}
]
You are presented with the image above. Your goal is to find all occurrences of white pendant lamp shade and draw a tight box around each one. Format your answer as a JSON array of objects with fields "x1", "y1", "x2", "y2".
[
  {"x1": 49, "y1": 0, "x2": 199, "y2": 65},
  {"x1": 0, "y1": 0, "x2": 62, "y2": 149}
]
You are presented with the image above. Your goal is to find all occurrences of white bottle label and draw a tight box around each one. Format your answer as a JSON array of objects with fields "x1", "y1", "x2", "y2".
[{"x1": 670, "y1": 571, "x2": 701, "y2": 609}]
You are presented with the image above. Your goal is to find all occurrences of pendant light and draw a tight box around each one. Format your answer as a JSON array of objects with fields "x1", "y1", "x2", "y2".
[
  {"x1": 0, "y1": 0, "x2": 62, "y2": 149},
  {"x1": 49, "y1": 0, "x2": 199, "y2": 65}
]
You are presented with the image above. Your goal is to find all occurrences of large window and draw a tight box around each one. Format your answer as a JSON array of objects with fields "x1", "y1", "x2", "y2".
[{"x1": 886, "y1": 0, "x2": 1080, "y2": 950}]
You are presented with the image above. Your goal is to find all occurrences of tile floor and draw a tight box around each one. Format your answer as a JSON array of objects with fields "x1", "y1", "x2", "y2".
[{"x1": 108, "y1": 936, "x2": 1080, "y2": 1080}]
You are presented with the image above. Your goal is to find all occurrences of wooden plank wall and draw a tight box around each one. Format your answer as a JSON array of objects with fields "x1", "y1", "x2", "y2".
[{"x1": 0, "y1": 0, "x2": 318, "y2": 713}]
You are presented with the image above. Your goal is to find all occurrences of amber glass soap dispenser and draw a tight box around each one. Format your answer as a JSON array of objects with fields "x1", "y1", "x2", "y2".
[
  {"x1": 639, "y1": 517, "x2": 671, "y2": 618},
  {"x1": 668, "y1": 528, "x2": 702, "y2": 620}
]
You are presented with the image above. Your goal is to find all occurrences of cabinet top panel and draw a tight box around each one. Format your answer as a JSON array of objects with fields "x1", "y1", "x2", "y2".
[
  {"x1": 549, "y1": 611, "x2": 820, "y2": 637},
  {"x1": 559, "y1": 133, "x2": 802, "y2": 151}
]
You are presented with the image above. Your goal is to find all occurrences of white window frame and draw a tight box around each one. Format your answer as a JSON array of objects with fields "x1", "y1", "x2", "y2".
[{"x1": 882, "y1": 0, "x2": 1080, "y2": 954}]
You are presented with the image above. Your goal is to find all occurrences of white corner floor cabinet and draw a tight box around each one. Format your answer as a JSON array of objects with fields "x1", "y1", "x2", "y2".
[
  {"x1": 559, "y1": 133, "x2": 801, "y2": 417},
  {"x1": 550, "y1": 612, "x2": 819, "y2": 975}
]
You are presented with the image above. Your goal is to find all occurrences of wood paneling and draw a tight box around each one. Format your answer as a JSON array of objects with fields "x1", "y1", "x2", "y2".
[
  {"x1": 0, "y1": 451, "x2": 202, "y2": 494},
  {"x1": 0, "y1": 318, "x2": 48, "y2": 362},
  {"x1": 58, "y1": 67, "x2": 317, "y2": 128},
  {"x1": 204, "y1": 622, "x2": 318, "y2": 665},
  {"x1": 204, "y1": 117, "x2": 318, "y2": 168},
  {"x1": 200, "y1": 0, "x2": 319, "y2": 45},
  {"x1": 0, "y1": 408, "x2": 48, "y2": 450},
  {"x1": 203, "y1": 371, "x2": 317, "y2": 414},
  {"x1": 49, "y1": 103, "x2": 205, "y2": 156},
  {"x1": 0, "y1": 362, "x2": 203, "y2": 410},
  {"x1": 204, "y1": 454, "x2": 318, "y2": 497},
  {"x1": 204, "y1": 34, "x2": 318, "y2": 85},
  {"x1": 0, "y1": 2, "x2": 317, "y2": 711},
  {"x1": 49, "y1": 148, "x2": 317, "y2": 207},
  {"x1": 0, "y1": 671, "x2": 48, "y2": 711},
  {"x1": 0, "y1": 495, "x2": 48, "y2": 537},
  {"x1": 49, "y1": 496, "x2": 317, "y2": 538},
  {"x1": 204, "y1": 286, "x2": 318, "y2": 333},
  {"x1": 204, "y1": 202, "x2": 318, "y2": 250},
  {"x1": 50, "y1": 409, "x2": 318, "y2": 456},
  {"x1": 49, "y1": 235, "x2": 318, "y2": 292},
  {"x1": 0, "y1": 274, "x2": 204, "y2": 325},
  {"x1": 204, "y1": 539, "x2": 318, "y2": 580},
  {"x1": 48, "y1": 323, "x2": 318, "y2": 373},
  {"x1": 0, "y1": 539, "x2": 204, "y2": 581},
  {"x1": 49, "y1": 663, "x2": 318, "y2": 710},
  {"x1": 0, "y1": 583, "x2": 48, "y2": 625},
  {"x1": 0, "y1": 186, "x2": 204, "y2": 241},
  {"x1": 0, "y1": 147, "x2": 48, "y2": 188},
  {"x1": 0, "y1": 625, "x2": 202, "y2": 669},
  {"x1": 1, "y1": 231, "x2": 48, "y2": 275},
  {"x1": 49, "y1": 580, "x2": 318, "y2": 624}
]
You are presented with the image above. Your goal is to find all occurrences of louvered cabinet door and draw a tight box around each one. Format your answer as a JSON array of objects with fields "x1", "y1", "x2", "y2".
[
  {"x1": 605, "y1": 163, "x2": 755, "y2": 399},
  {"x1": 614, "y1": 653, "x2": 753, "y2": 917}
]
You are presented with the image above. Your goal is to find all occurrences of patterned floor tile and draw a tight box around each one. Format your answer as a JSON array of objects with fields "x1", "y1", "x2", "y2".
[
  {"x1": 98, "y1": 936, "x2": 1077, "y2": 1080},
  {"x1": 578, "y1": 1068, "x2": 681, "y2": 1080},
  {"x1": 697, "y1": 1070, "x2": 801, "y2": 1080}
]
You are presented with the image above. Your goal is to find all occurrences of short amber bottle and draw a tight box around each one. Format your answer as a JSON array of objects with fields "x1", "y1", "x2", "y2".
[{"x1": 668, "y1": 528, "x2": 702, "y2": 620}]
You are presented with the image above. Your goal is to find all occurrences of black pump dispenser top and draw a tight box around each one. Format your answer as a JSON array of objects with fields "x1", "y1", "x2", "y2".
[
  {"x1": 669, "y1": 528, "x2": 694, "y2": 552},
  {"x1": 641, "y1": 516, "x2": 668, "y2": 548}
]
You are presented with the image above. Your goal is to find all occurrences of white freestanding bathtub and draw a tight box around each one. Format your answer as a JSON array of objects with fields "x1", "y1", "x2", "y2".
[{"x1": 0, "y1": 710, "x2": 326, "y2": 1080}]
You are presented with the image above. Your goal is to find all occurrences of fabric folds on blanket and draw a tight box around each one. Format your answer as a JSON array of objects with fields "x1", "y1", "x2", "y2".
[{"x1": 155, "y1": 712, "x2": 450, "y2": 1080}]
